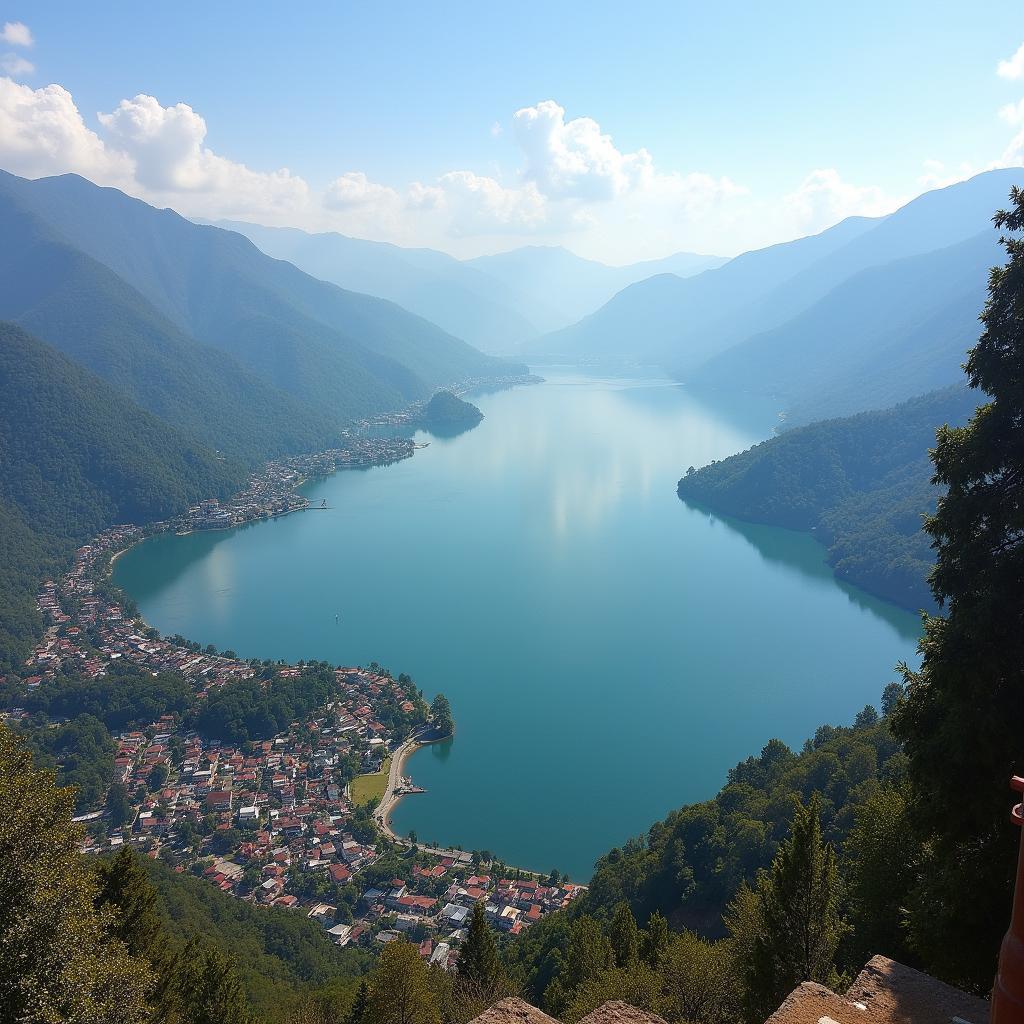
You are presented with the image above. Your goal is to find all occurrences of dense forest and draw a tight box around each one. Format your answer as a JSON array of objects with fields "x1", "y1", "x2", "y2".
[
  {"x1": 0, "y1": 321, "x2": 245, "y2": 672},
  {"x1": 677, "y1": 385, "x2": 979, "y2": 609}
]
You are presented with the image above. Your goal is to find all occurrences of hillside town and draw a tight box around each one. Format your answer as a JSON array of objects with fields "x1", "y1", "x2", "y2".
[{"x1": 2, "y1": 430, "x2": 581, "y2": 965}]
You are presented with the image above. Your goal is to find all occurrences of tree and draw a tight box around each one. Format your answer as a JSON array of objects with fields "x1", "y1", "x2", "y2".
[
  {"x1": 659, "y1": 931, "x2": 739, "y2": 1024},
  {"x1": 348, "y1": 978, "x2": 370, "y2": 1024},
  {"x1": 174, "y1": 940, "x2": 255, "y2": 1024},
  {"x1": 641, "y1": 911, "x2": 669, "y2": 968},
  {"x1": 844, "y1": 784, "x2": 917, "y2": 964},
  {"x1": 429, "y1": 694, "x2": 453, "y2": 737},
  {"x1": 458, "y1": 902, "x2": 505, "y2": 993},
  {"x1": 725, "y1": 795, "x2": 847, "y2": 1022},
  {"x1": 0, "y1": 724, "x2": 152, "y2": 1024},
  {"x1": 608, "y1": 902, "x2": 640, "y2": 967},
  {"x1": 891, "y1": 189, "x2": 1024, "y2": 989},
  {"x1": 367, "y1": 940, "x2": 439, "y2": 1024},
  {"x1": 106, "y1": 781, "x2": 134, "y2": 827}
]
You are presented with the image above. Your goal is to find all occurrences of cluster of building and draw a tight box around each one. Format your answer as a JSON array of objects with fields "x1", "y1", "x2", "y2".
[
  {"x1": 176, "y1": 437, "x2": 418, "y2": 532},
  {"x1": 8, "y1": 449, "x2": 581, "y2": 958}
]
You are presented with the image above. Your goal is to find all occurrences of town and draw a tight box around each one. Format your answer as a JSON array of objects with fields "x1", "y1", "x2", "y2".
[{"x1": 2, "y1": 430, "x2": 581, "y2": 967}]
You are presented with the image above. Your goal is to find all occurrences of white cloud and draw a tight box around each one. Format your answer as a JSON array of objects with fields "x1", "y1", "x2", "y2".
[
  {"x1": 96, "y1": 94, "x2": 308, "y2": 215},
  {"x1": 434, "y1": 171, "x2": 551, "y2": 235},
  {"x1": 1000, "y1": 98, "x2": 1024, "y2": 125},
  {"x1": 512, "y1": 99, "x2": 653, "y2": 201},
  {"x1": 998, "y1": 43, "x2": 1024, "y2": 80},
  {"x1": 1, "y1": 53, "x2": 33, "y2": 77},
  {"x1": 918, "y1": 158, "x2": 977, "y2": 190},
  {"x1": 1, "y1": 21, "x2": 32, "y2": 47},
  {"x1": 783, "y1": 168, "x2": 903, "y2": 233},
  {"x1": 323, "y1": 170, "x2": 399, "y2": 210},
  {"x1": 0, "y1": 78, "x2": 132, "y2": 183}
]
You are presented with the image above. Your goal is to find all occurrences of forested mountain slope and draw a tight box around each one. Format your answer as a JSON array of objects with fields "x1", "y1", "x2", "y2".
[
  {"x1": 528, "y1": 168, "x2": 1021, "y2": 380},
  {"x1": 688, "y1": 230, "x2": 999, "y2": 424},
  {"x1": 0, "y1": 170, "x2": 525, "y2": 405},
  {"x1": 0, "y1": 197, "x2": 342, "y2": 462},
  {"x1": 676, "y1": 386, "x2": 979, "y2": 609},
  {"x1": 0, "y1": 322, "x2": 245, "y2": 671},
  {"x1": 211, "y1": 220, "x2": 542, "y2": 354}
]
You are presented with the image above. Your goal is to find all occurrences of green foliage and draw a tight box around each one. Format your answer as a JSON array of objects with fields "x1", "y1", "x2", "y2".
[
  {"x1": 141, "y1": 857, "x2": 372, "y2": 1021},
  {"x1": 429, "y1": 693, "x2": 454, "y2": 737},
  {"x1": 725, "y1": 795, "x2": 847, "y2": 1023},
  {"x1": 891, "y1": 187, "x2": 1024, "y2": 989},
  {"x1": 581, "y1": 716, "x2": 898, "y2": 932},
  {"x1": 366, "y1": 940, "x2": 439, "y2": 1024},
  {"x1": 608, "y1": 903, "x2": 641, "y2": 968},
  {"x1": 0, "y1": 723, "x2": 151, "y2": 1023},
  {"x1": 19, "y1": 713, "x2": 117, "y2": 812},
  {"x1": 677, "y1": 385, "x2": 979, "y2": 610},
  {"x1": 458, "y1": 902, "x2": 504, "y2": 993}
]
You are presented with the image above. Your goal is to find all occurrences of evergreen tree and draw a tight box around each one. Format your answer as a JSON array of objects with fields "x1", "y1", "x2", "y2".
[
  {"x1": 0, "y1": 723, "x2": 152, "y2": 1024},
  {"x1": 175, "y1": 940, "x2": 255, "y2": 1024},
  {"x1": 608, "y1": 902, "x2": 640, "y2": 967},
  {"x1": 349, "y1": 978, "x2": 371, "y2": 1024},
  {"x1": 458, "y1": 902, "x2": 504, "y2": 991},
  {"x1": 641, "y1": 912, "x2": 670, "y2": 968},
  {"x1": 367, "y1": 939, "x2": 439, "y2": 1024},
  {"x1": 725, "y1": 795, "x2": 847, "y2": 1023},
  {"x1": 563, "y1": 917, "x2": 615, "y2": 993},
  {"x1": 892, "y1": 189, "x2": 1024, "y2": 990}
]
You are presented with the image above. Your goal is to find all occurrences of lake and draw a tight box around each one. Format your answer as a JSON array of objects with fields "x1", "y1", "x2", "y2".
[{"x1": 114, "y1": 369, "x2": 921, "y2": 880}]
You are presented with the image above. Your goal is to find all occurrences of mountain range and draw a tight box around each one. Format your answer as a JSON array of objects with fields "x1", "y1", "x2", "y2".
[
  {"x1": 528, "y1": 167, "x2": 1021, "y2": 425},
  {"x1": 209, "y1": 220, "x2": 726, "y2": 352},
  {"x1": 0, "y1": 170, "x2": 525, "y2": 464}
]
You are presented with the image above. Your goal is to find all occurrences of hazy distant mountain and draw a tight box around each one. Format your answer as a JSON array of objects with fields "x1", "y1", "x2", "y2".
[
  {"x1": 677, "y1": 384, "x2": 979, "y2": 610},
  {"x1": 0, "y1": 171, "x2": 525, "y2": 409},
  {"x1": 529, "y1": 169, "x2": 1021, "y2": 384},
  {"x1": 689, "y1": 229, "x2": 1000, "y2": 425},
  {"x1": 0, "y1": 192, "x2": 346, "y2": 463},
  {"x1": 526, "y1": 216, "x2": 877, "y2": 366},
  {"x1": 209, "y1": 223, "x2": 725, "y2": 350},
  {"x1": 466, "y1": 244, "x2": 728, "y2": 335},
  {"x1": 207, "y1": 220, "x2": 541, "y2": 355}
]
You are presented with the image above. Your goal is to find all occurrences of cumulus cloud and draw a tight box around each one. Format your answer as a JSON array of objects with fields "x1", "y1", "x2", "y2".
[
  {"x1": 1, "y1": 21, "x2": 32, "y2": 47},
  {"x1": 998, "y1": 43, "x2": 1024, "y2": 80},
  {"x1": 96, "y1": 94, "x2": 308, "y2": 214},
  {"x1": 0, "y1": 78, "x2": 132, "y2": 183},
  {"x1": 323, "y1": 170, "x2": 399, "y2": 210},
  {"x1": 512, "y1": 99, "x2": 653, "y2": 201},
  {"x1": 1, "y1": 53, "x2": 33, "y2": 77},
  {"x1": 434, "y1": 170, "x2": 551, "y2": 235},
  {"x1": 783, "y1": 168, "x2": 903, "y2": 233}
]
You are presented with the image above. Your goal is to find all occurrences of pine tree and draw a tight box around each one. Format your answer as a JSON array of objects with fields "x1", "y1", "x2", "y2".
[
  {"x1": 891, "y1": 188, "x2": 1024, "y2": 989},
  {"x1": 725, "y1": 795, "x2": 847, "y2": 1023},
  {"x1": 457, "y1": 902, "x2": 504, "y2": 992},
  {"x1": 349, "y1": 978, "x2": 371, "y2": 1024},
  {"x1": 608, "y1": 903, "x2": 640, "y2": 967},
  {"x1": 0, "y1": 723, "x2": 152, "y2": 1024},
  {"x1": 175, "y1": 940, "x2": 255, "y2": 1024},
  {"x1": 641, "y1": 911, "x2": 670, "y2": 968}
]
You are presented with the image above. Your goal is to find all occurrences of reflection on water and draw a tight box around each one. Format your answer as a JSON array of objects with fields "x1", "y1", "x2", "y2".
[{"x1": 116, "y1": 368, "x2": 921, "y2": 879}]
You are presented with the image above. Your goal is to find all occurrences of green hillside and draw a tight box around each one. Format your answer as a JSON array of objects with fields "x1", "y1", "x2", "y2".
[
  {"x1": 676, "y1": 386, "x2": 979, "y2": 609},
  {"x1": 0, "y1": 321, "x2": 245, "y2": 671}
]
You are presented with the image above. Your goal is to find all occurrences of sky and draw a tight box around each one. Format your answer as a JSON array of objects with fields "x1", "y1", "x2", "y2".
[{"x1": 1, "y1": 1, "x2": 1024, "y2": 263}]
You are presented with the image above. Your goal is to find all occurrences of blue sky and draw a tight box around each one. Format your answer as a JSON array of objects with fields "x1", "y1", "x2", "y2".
[{"x1": 2, "y1": 1, "x2": 1023, "y2": 261}]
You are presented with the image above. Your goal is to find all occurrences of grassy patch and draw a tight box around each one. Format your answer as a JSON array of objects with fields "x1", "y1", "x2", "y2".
[{"x1": 351, "y1": 756, "x2": 391, "y2": 808}]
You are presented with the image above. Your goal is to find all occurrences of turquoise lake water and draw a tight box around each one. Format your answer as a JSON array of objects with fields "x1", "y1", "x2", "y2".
[{"x1": 114, "y1": 369, "x2": 921, "y2": 880}]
